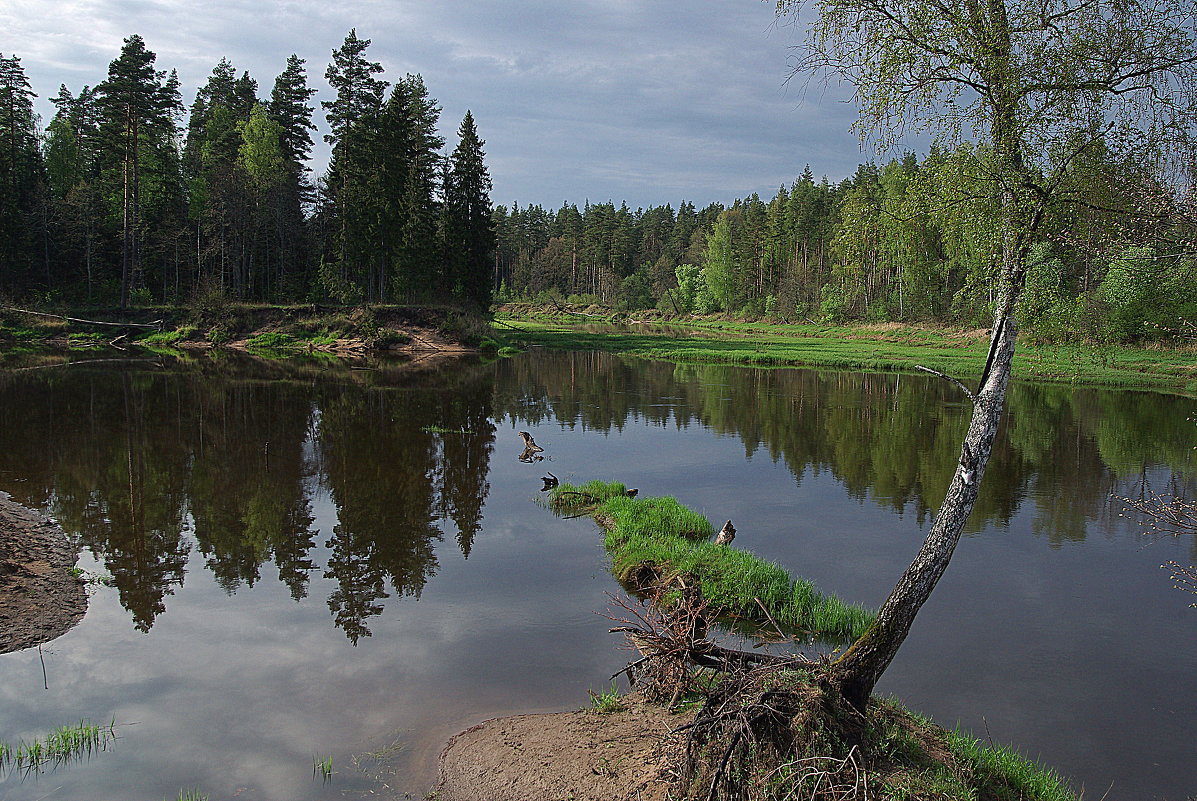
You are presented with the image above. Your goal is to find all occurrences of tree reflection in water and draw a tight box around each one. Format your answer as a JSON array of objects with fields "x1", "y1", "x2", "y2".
[{"x1": 0, "y1": 350, "x2": 1190, "y2": 640}]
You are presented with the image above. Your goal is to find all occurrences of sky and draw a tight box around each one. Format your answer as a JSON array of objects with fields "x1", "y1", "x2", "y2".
[{"x1": 2, "y1": 0, "x2": 882, "y2": 210}]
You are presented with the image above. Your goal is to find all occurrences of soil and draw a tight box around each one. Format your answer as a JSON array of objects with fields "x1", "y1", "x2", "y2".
[
  {"x1": 0, "y1": 493, "x2": 87, "y2": 654},
  {"x1": 435, "y1": 693, "x2": 694, "y2": 801}
]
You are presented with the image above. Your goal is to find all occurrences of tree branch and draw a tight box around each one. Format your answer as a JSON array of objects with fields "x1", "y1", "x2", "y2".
[{"x1": 914, "y1": 365, "x2": 977, "y2": 402}]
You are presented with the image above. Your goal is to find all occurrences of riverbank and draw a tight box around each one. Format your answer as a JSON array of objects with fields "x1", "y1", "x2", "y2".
[
  {"x1": 436, "y1": 693, "x2": 691, "y2": 801},
  {"x1": 0, "y1": 494, "x2": 87, "y2": 654},
  {"x1": 493, "y1": 306, "x2": 1197, "y2": 394},
  {"x1": 0, "y1": 303, "x2": 490, "y2": 359}
]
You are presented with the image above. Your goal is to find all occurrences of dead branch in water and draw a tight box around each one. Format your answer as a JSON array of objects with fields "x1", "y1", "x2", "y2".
[{"x1": 3, "y1": 307, "x2": 163, "y2": 330}]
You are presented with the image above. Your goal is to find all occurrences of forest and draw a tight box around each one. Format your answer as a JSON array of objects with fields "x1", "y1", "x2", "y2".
[
  {"x1": 2, "y1": 31, "x2": 1196, "y2": 344},
  {"x1": 494, "y1": 148, "x2": 1197, "y2": 344},
  {"x1": 0, "y1": 31, "x2": 496, "y2": 311}
]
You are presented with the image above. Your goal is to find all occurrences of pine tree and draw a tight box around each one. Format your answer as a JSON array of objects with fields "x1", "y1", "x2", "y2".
[
  {"x1": 380, "y1": 74, "x2": 444, "y2": 300},
  {"x1": 185, "y1": 59, "x2": 273, "y2": 299},
  {"x1": 95, "y1": 34, "x2": 181, "y2": 307},
  {"x1": 0, "y1": 52, "x2": 45, "y2": 293},
  {"x1": 268, "y1": 55, "x2": 317, "y2": 184},
  {"x1": 441, "y1": 110, "x2": 495, "y2": 308}
]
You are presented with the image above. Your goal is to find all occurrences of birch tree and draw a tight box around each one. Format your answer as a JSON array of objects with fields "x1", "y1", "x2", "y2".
[{"x1": 774, "y1": 0, "x2": 1197, "y2": 713}]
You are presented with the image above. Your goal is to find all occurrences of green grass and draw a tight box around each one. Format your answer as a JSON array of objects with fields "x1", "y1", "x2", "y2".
[
  {"x1": 587, "y1": 682, "x2": 627, "y2": 714},
  {"x1": 245, "y1": 331, "x2": 299, "y2": 350},
  {"x1": 313, "y1": 754, "x2": 334, "y2": 782},
  {"x1": 494, "y1": 316, "x2": 1197, "y2": 394},
  {"x1": 421, "y1": 425, "x2": 476, "y2": 434},
  {"x1": 0, "y1": 325, "x2": 43, "y2": 341},
  {"x1": 67, "y1": 566, "x2": 114, "y2": 586},
  {"x1": 0, "y1": 718, "x2": 117, "y2": 775},
  {"x1": 168, "y1": 790, "x2": 208, "y2": 801},
  {"x1": 943, "y1": 726, "x2": 1076, "y2": 801},
  {"x1": 136, "y1": 326, "x2": 196, "y2": 345},
  {"x1": 549, "y1": 481, "x2": 874, "y2": 640}
]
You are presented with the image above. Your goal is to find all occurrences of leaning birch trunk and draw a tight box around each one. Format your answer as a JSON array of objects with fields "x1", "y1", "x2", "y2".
[{"x1": 831, "y1": 299, "x2": 1019, "y2": 714}]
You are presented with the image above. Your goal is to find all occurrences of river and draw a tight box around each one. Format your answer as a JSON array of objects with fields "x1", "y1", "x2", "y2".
[{"x1": 0, "y1": 349, "x2": 1193, "y2": 799}]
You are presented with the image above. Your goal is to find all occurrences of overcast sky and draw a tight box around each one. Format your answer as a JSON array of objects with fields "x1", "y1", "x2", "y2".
[{"x1": 3, "y1": 0, "x2": 883, "y2": 210}]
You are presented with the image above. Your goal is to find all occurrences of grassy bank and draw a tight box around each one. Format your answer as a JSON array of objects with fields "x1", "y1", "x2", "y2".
[
  {"x1": 495, "y1": 310, "x2": 1197, "y2": 394},
  {"x1": 549, "y1": 480, "x2": 874, "y2": 640},
  {"x1": 0, "y1": 303, "x2": 491, "y2": 355}
]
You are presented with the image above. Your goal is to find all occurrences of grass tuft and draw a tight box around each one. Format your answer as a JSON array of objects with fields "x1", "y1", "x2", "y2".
[
  {"x1": 587, "y1": 682, "x2": 627, "y2": 714},
  {"x1": 313, "y1": 754, "x2": 334, "y2": 782},
  {"x1": 0, "y1": 718, "x2": 117, "y2": 775},
  {"x1": 168, "y1": 790, "x2": 208, "y2": 801}
]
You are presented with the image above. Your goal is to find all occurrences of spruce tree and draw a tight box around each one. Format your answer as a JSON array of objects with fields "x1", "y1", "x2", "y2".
[
  {"x1": 442, "y1": 110, "x2": 495, "y2": 308},
  {"x1": 319, "y1": 29, "x2": 387, "y2": 301}
]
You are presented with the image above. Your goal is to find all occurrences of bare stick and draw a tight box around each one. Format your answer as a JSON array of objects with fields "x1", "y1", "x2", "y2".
[
  {"x1": 3, "y1": 307, "x2": 163, "y2": 330},
  {"x1": 914, "y1": 364, "x2": 977, "y2": 402},
  {"x1": 754, "y1": 597, "x2": 787, "y2": 641}
]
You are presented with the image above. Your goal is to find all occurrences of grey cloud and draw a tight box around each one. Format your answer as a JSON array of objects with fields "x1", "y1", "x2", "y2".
[{"x1": 9, "y1": 0, "x2": 881, "y2": 210}]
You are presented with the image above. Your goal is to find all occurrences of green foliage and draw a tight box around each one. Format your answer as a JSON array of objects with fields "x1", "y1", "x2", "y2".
[
  {"x1": 1018, "y1": 244, "x2": 1076, "y2": 342},
  {"x1": 237, "y1": 103, "x2": 286, "y2": 191},
  {"x1": 317, "y1": 258, "x2": 364, "y2": 305},
  {"x1": 1096, "y1": 247, "x2": 1197, "y2": 342},
  {"x1": 818, "y1": 281, "x2": 857, "y2": 324},
  {"x1": 246, "y1": 332, "x2": 299, "y2": 350},
  {"x1": 701, "y1": 210, "x2": 743, "y2": 312}
]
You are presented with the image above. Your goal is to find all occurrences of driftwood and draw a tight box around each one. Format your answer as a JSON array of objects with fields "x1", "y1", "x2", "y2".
[
  {"x1": 713, "y1": 520, "x2": 736, "y2": 546},
  {"x1": 2, "y1": 307, "x2": 163, "y2": 330}
]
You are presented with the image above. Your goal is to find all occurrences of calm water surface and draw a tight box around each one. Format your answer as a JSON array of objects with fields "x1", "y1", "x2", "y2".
[{"x1": 0, "y1": 350, "x2": 1194, "y2": 799}]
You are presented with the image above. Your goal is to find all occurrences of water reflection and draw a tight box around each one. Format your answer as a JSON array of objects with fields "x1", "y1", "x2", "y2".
[
  {"x1": 0, "y1": 350, "x2": 1194, "y2": 800},
  {"x1": 0, "y1": 352, "x2": 1192, "y2": 641},
  {"x1": 494, "y1": 353, "x2": 1196, "y2": 545},
  {"x1": 0, "y1": 355, "x2": 496, "y2": 641}
]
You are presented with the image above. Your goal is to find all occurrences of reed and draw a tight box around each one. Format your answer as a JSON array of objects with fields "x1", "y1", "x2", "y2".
[
  {"x1": 0, "y1": 718, "x2": 117, "y2": 775},
  {"x1": 168, "y1": 790, "x2": 208, "y2": 801}
]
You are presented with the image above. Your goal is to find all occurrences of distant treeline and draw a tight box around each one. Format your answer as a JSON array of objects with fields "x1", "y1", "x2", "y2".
[
  {"x1": 0, "y1": 31, "x2": 495, "y2": 310},
  {"x1": 495, "y1": 148, "x2": 1197, "y2": 343},
  {"x1": 3, "y1": 33, "x2": 1194, "y2": 343}
]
